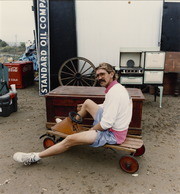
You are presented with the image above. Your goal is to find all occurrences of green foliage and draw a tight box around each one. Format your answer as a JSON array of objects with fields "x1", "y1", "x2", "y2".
[
  {"x1": 0, "y1": 46, "x2": 14, "y2": 52},
  {"x1": 0, "y1": 39, "x2": 26, "y2": 53},
  {"x1": 0, "y1": 39, "x2": 27, "y2": 62},
  {"x1": 20, "y1": 42, "x2": 25, "y2": 49},
  {"x1": 0, "y1": 39, "x2": 29, "y2": 62},
  {"x1": 0, "y1": 39, "x2": 8, "y2": 47}
]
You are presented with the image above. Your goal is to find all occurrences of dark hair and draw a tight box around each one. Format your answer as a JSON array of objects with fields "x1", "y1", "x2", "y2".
[{"x1": 95, "y1": 63, "x2": 117, "y2": 80}]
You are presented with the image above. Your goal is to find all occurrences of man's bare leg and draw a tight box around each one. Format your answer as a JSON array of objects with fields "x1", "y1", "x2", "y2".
[
  {"x1": 77, "y1": 99, "x2": 99, "y2": 119},
  {"x1": 38, "y1": 99, "x2": 99, "y2": 158},
  {"x1": 39, "y1": 98, "x2": 99, "y2": 158},
  {"x1": 13, "y1": 100, "x2": 99, "y2": 164},
  {"x1": 13, "y1": 130, "x2": 98, "y2": 164},
  {"x1": 38, "y1": 130, "x2": 98, "y2": 158}
]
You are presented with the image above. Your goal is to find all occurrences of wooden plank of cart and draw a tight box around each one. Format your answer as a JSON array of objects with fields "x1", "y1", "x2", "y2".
[{"x1": 41, "y1": 86, "x2": 145, "y2": 173}]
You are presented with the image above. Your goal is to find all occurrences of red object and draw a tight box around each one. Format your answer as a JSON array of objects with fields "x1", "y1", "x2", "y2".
[
  {"x1": 3, "y1": 61, "x2": 34, "y2": 88},
  {"x1": 9, "y1": 92, "x2": 16, "y2": 99}
]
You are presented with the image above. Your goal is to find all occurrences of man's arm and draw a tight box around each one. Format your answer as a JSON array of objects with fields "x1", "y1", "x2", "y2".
[{"x1": 90, "y1": 122, "x2": 104, "y2": 131}]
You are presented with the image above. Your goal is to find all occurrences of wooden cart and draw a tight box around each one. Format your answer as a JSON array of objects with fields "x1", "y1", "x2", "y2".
[{"x1": 40, "y1": 112, "x2": 145, "y2": 174}]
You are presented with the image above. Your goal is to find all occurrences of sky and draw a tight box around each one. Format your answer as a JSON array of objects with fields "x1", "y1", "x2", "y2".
[{"x1": 0, "y1": 0, "x2": 35, "y2": 44}]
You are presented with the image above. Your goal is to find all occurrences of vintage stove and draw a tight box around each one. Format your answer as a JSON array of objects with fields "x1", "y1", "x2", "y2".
[
  {"x1": 119, "y1": 50, "x2": 145, "y2": 85},
  {"x1": 119, "y1": 50, "x2": 165, "y2": 85},
  {"x1": 118, "y1": 50, "x2": 165, "y2": 108}
]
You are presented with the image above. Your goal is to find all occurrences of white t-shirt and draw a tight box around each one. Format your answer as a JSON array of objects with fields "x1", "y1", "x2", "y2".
[{"x1": 100, "y1": 83, "x2": 133, "y2": 131}]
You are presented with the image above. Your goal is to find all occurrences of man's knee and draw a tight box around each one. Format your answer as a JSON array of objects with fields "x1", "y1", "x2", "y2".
[
  {"x1": 64, "y1": 134, "x2": 78, "y2": 147},
  {"x1": 83, "y1": 99, "x2": 94, "y2": 108}
]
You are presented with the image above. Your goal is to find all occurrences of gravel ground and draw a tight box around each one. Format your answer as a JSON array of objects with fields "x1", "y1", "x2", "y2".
[{"x1": 0, "y1": 83, "x2": 179, "y2": 194}]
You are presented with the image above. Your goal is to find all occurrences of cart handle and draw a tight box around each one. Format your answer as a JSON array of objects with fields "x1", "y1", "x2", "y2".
[{"x1": 69, "y1": 111, "x2": 83, "y2": 124}]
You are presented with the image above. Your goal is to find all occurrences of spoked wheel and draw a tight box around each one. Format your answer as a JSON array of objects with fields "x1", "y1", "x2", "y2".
[
  {"x1": 134, "y1": 145, "x2": 145, "y2": 157},
  {"x1": 58, "y1": 57, "x2": 97, "y2": 86},
  {"x1": 119, "y1": 155, "x2": 139, "y2": 174},
  {"x1": 43, "y1": 137, "x2": 56, "y2": 149}
]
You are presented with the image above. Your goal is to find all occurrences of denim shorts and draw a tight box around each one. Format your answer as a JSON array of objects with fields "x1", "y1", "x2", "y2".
[
  {"x1": 90, "y1": 107, "x2": 117, "y2": 147},
  {"x1": 93, "y1": 107, "x2": 104, "y2": 126},
  {"x1": 90, "y1": 130, "x2": 117, "y2": 147}
]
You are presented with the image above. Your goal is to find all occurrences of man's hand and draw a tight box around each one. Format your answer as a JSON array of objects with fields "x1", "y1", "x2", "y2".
[
  {"x1": 77, "y1": 104, "x2": 82, "y2": 112},
  {"x1": 89, "y1": 123, "x2": 104, "y2": 131}
]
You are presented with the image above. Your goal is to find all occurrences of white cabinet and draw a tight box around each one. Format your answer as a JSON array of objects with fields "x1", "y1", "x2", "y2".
[
  {"x1": 120, "y1": 76, "x2": 143, "y2": 85},
  {"x1": 145, "y1": 52, "x2": 165, "y2": 69},
  {"x1": 144, "y1": 71, "x2": 164, "y2": 84}
]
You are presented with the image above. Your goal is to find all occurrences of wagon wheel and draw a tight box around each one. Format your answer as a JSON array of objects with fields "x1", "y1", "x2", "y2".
[
  {"x1": 43, "y1": 137, "x2": 56, "y2": 149},
  {"x1": 119, "y1": 155, "x2": 139, "y2": 174},
  {"x1": 58, "y1": 57, "x2": 97, "y2": 86},
  {"x1": 134, "y1": 145, "x2": 145, "y2": 157}
]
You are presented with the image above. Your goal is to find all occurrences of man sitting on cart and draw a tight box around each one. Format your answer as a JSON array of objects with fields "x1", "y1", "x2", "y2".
[{"x1": 13, "y1": 63, "x2": 133, "y2": 165}]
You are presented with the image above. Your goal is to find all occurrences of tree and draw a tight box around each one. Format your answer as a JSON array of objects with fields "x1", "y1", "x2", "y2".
[
  {"x1": 20, "y1": 42, "x2": 25, "y2": 49},
  {"x1": 0, "y1": 39, "x2": 8, "y2": 47}
]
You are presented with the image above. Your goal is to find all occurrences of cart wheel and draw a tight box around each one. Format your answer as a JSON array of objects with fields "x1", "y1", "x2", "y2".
[
  {"x1": 43, "y1": 137, "x2": 56, "y2": 149},
  {"x1": 119, "y1": 155, "x2": 139, "y2": 174},
  {"x1": 58, "y1": 57, "x2": 97, "y2": 86},
  {"x1": 56, "y1": 137, "x2": 64, "y2": 143},
  {"x1": 134, "y1": 145, "x2": 145, "y2": 157}
]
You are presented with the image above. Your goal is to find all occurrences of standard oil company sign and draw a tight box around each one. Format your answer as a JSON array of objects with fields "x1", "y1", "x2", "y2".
[{"x1": 37, "y1": 0, "x2": 50, "y2": 95}]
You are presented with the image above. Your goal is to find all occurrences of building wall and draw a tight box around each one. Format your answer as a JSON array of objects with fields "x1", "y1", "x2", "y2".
[{"x1": 75, "y1": 0, "x2": 163, "y2": 67}]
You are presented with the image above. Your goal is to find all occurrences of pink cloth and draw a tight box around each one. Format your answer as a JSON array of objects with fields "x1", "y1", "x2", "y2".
[
  {"x1": 105, "y1": 80, "x2": 118, "y2": 93},
  {"x1": 109, "y1": 128, "x2": 128, "y2": 144}
]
